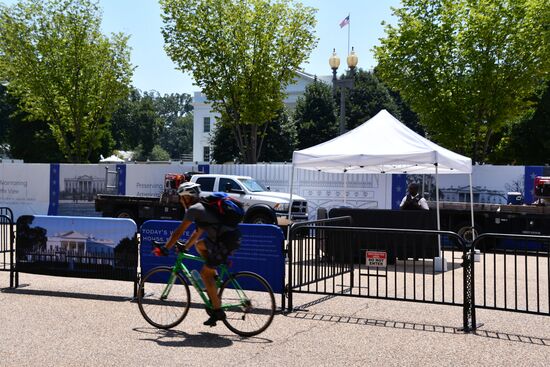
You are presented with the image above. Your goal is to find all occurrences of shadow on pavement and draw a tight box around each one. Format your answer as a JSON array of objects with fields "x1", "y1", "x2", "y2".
[
  {"x1": 285, "y1": 310, "x2": 550, "y2": 347},
  {"x1": 133, "y1": 327, "x2": 272, "y2": 347},
  {"x1": 1, "y1": 286, "x2": 133, "y2": 302},
  {"x1": 2, "y1": 287, "x2": 224, "y2": 312}
]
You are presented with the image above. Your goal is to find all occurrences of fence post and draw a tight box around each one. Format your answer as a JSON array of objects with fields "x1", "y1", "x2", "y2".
[
  {"x1": 462, "y1": 241, "x2": 476, "y2": 332},
  {"x1": 286, "y1": 225, "x2": 294, "y2": 313}
]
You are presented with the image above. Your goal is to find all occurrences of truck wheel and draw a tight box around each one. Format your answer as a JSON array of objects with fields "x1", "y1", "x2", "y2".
[
  {"x1": 248, "y1": 213, "x2": 275, "y2": 225},
  {"x1": 115, "y1": 209, "x2": 136, "y2": 221}
]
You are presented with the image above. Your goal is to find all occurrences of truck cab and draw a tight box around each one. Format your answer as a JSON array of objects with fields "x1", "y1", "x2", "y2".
[{"x1": 190, "y1": 174, "x2": 308, "y2": 226}]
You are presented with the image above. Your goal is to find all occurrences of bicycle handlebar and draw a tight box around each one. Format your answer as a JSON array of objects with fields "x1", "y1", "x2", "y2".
[{"x1": 151, "y1": 240, "x2": 187, "y2": 254}]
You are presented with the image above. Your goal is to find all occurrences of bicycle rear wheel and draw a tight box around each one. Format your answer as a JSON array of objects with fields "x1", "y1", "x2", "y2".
[
  {"x1": 137, "y1": 266, "x2": 191, "y2": 329},
  {"x1": 219, "y1": 271, "x2": 275, "y2": 337}
]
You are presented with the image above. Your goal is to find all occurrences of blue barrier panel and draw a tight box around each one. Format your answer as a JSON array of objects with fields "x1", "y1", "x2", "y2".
[
  {"x1": 392, "y1": 174, "x2": 407, "y2": 210},
  {"x1": 524, "y1": 166, "x2": 544, "y2": 205},
  {"x1": 140, "y1": 221, "x2": 285, "y2": 293},
  {"x1": 15, "y1": 215, "x2": 138, "y2": 281},
  {"x1": 48, "y1": 164, "x2": 60, "y2": 215},
  {"x1": 116, "y1": 164, "x2": 126, "y2": 195}
]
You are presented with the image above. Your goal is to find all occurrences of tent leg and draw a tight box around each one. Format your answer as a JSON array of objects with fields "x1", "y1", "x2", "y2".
[
  {"x1": 469, "y1": 173, "x2": 480, "y2": 262},
  {"x1": 434, "y1": 163, "x2": 447, "y2": 272},
  {"x1": 286, "y1": 165, "x2": 295, "y2": 241},
  {"x1": 343, "y1": 170, "x2": 347, "y2": 205}
]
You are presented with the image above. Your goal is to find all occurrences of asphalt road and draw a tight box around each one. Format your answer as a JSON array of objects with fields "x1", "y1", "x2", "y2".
[{"x1": 0, "y1": 272, "x2": 549, "y2": 366}]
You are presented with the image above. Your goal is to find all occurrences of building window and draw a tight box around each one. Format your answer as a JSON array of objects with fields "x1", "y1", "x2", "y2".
[
  {"x1": 203, "y1": 117, "x2": 211, "y2": 133},
  {"x1": 203, "y1": 146, "x2": 210, "y2": 161}
]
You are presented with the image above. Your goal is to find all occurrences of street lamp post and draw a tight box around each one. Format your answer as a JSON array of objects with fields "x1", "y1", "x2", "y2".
[{"x1": 329, "y1": 47, "x2": 358, "y2": 135}]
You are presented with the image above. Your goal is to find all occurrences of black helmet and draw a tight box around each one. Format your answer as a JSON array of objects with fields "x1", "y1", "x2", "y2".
[{"x1": 177, "y1": 182, "x2": 201, "y2": 197}]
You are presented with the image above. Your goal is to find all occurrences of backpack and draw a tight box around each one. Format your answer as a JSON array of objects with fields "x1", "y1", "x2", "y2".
[
  {"x1": 200, "y1": 192, "x2": 244, "y2": 253},
  {"x1": 401, "y1": 194, "x2": 422, "y2": 210},
  {"x1": 200, "y1": 192, "x2": 245, "y2": 227}
]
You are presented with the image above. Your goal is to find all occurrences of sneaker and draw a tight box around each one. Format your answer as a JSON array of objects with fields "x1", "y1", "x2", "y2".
[{"x1": 203, "y1": 309, "x2": 226, "y2": 327}]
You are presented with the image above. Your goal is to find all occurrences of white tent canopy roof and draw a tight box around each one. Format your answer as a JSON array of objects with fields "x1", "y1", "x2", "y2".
[
  {"x1": 99, "y1": 154, "x2": 125, "y2": 163},
  {"x1": 292, "y1": 110, "x2": 471, "y2": 175}
]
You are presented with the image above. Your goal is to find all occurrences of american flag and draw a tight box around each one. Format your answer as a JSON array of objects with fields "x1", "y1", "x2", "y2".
[{"x1": 339, "y1": 15, "x2": 350, "y2": 28}]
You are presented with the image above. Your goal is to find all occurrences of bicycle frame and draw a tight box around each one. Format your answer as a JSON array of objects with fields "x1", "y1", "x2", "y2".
[{"x1": 162, "y1": 249, "x2": 248, "y2": 311}]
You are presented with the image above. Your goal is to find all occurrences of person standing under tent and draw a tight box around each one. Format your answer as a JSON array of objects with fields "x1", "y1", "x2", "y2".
[{"x1": 400, "y1": 182, "x2": 429, "y2": 210}]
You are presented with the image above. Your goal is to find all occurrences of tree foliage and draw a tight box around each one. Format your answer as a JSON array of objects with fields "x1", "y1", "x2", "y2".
[
  {"x1": 0, "y1": 84, "x2": 10, "y2": 145},
  {"x1": 292, "y1": 71, "x2": 422, "y2": 151},
  {"x1": 156, "y1": 93, "x2": 193, "y2": 159},
  {"x1": 0, "y1": 84, "x2": 65, "y2": 161},
  {"x1": 0, "y1": 0, "x2": 133, "y2": 162},
  {"x1": 374, "y1": 0, "x2": 550, "y2": 163},
  {"x1": 109, "y1": 89, "x2": 193, "y2": 161},
  {"x1": 293, "y1": 79, "x2": 337, "y2": 150},
  {"x1": 345, "y1": 69, "x2": 401, "y2": 131},
  {"x1": 211, "y1": 108, "x2": 295, "y2": 163},
  {"x1": 490, "y1": 82, "x2": 550, "y2": 165},
  {"x1": 160, "y1": 0, "x2": 317, "y2": 163}
]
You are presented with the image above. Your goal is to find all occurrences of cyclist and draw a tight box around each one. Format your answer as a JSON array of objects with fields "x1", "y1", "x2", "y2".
[{"x1": 153, "y1": 182, "x2": 238, "y2": 326}]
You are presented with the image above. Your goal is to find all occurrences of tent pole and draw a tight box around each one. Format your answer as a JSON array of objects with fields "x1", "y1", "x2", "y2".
[
  {"x1": 435, "y1": 163, "x2": 444, "y2": 271},
  {"x1": 343, "y1": 170, "x2": 347, "y2": 205},
  {"x1": 422, "y1": 175, "x2": 426, "y2": 196},
  {"x1": 435, "y1": 164, "x2": 441, "y2": 235},
  {"x1": 286, "y1": 164, "x2": 295, "y2": 240},
  {"x1": 469, "y1": 173, "x2": 475, "y2": 240}
]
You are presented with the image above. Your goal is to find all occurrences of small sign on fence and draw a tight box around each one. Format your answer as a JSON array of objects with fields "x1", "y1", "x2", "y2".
[{"x1": 366, "y1": 251, "x2": 387, "y2": 267}]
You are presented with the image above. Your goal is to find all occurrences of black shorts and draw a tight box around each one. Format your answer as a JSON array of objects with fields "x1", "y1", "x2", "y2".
[{"x1": 203, "y1": 230, "x2": 241, "y2": 268}]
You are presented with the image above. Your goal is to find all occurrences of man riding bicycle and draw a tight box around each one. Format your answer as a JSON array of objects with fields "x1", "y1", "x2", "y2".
[{"x1": 153, "y1": 182, "x2": 241, "y2": 326}]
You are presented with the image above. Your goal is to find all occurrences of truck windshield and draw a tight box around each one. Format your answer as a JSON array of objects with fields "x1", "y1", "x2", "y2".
[{"x1": 239, "y1": 178, "x2": 268, "y2": 192}]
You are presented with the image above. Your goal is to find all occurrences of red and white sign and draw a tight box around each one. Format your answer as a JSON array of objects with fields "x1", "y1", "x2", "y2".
[{"x1": 366, "y1": 251, "x2": 387, "y2": 267}]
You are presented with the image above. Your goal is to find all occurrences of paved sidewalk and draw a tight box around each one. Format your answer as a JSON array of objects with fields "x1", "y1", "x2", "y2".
[{"x1": 0, "y1": 272, "x2": 549, "y2": 366}]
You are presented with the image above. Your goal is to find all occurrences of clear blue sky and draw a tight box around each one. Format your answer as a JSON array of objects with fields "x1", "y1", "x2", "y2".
[{"x1": 2, "y1": 0, "x2": 401, "y2": 95}]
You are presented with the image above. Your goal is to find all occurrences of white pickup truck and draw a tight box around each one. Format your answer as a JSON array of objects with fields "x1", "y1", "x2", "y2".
[{"x1": 189, "y1": 174, "x2": 308, "y2": 226}]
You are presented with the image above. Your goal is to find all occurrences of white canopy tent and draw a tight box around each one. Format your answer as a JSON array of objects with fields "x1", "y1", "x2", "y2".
[
  {"x1": 288, "y1": 109, "x2": 474, "y2": 270},
  {"x1": 99, "y1": 154, "x2": 125, "y2": 163}
]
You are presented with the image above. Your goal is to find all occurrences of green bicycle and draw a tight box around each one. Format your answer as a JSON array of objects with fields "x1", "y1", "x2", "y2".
[{"x1": 137, "y1": 241, "x2": 276, "y2": 337}]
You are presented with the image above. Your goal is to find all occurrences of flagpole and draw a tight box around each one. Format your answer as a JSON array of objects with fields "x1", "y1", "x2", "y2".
[{"x1": 347, "y1": 13, "x2": 350, "y2": 56}]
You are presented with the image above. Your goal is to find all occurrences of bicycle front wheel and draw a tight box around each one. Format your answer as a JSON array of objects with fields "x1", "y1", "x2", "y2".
[
  {"x1": 219, "y1": 271, "x2": 276, "y2": 337},
  {"x1": 137, "y1": 267, "x2": 191, "y2": 329}
]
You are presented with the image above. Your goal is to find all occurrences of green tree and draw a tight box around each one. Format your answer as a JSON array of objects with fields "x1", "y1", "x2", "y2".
[
  {"x1": 345, "y1": 69, "x2": 400, "y2": 131},
  {"x1": 159, "y1": 112, "x2": 193, "y2": 159},
  {"x1": 0, "y1": 0, "x2": 133, "y2": 162},
  {"x1": 490, "y1": 83, "x2": 550, "y2": 164},
  {"x1": 133, "y1": 92, "x2": 163, "y2": 158},
  {"x1": 0, "y1": 84, "x2": 13, "y2": 156},
  {"x1": 259, "y1": 108, "x2": 296, "y2": 162},
  {"x1": 293, "y1": 79, "x2": 337, "y2": 150},
  {"x1": 110, "y1": 89, "x2": 142, "y2": 151},
  {"x1": 156, "y1": 93, "x2": 193, "y2": 159},
  {"x1": 8, "y1": 113, "x2": 65, "y2": 162},
  {"x1": 160, "y1": 0, "x2": 317, "y2": 163},
  {"x1": 1, "y1": 84, "x2": 65, "y2": 161},
  {"x1": 386, "y1": 88, "x2": 423, "y2": 136},
  {"x1": 210, "y1": 123, "x2": 239, "y2": 163},
  {"x1": 211, "y1": 108, "x2": 295, "y2": 163},
  {"x1": 374, "y1": 0, "x2": 550, "y2": 163},
  {"x1": 109, "y1": 90, "x2": 193, "y2": 160}
]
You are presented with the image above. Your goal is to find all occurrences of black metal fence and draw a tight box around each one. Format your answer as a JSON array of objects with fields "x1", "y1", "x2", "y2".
[
  {"x1": 471, "y1": 233, "x2": 550, "y2": 315},
  {"x1": 286, "y1": 217, "x2": 549, "y2": 332},
  {"x1": 0, "y1": 209, "x2": 16, "y2": 287},
  {"x1": 0, "y1": 207, "x2": 13, "y2": 220}
]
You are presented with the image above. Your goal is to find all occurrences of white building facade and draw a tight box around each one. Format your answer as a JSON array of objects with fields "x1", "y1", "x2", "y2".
[{"x1": 192, "y1": 71, "x2": 331, "y2": 163}]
